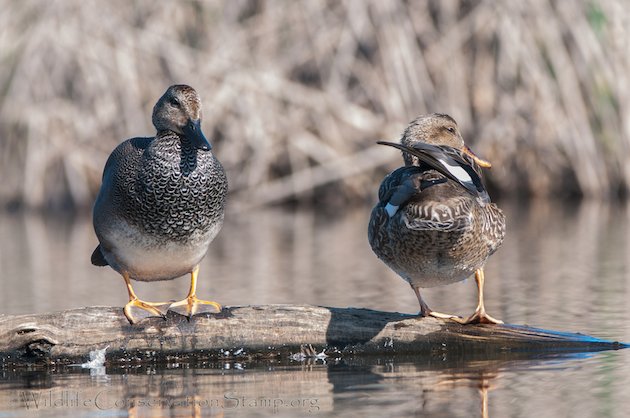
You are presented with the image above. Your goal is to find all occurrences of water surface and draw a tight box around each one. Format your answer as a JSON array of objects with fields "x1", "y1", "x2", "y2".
[{"x1": 1, "y1": 201, "x2": 629, "y2": 417}]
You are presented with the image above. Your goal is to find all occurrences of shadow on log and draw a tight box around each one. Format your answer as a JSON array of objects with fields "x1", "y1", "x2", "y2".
[{"x1": 0, "y1": 305, "x2": 627, "y2": 367}]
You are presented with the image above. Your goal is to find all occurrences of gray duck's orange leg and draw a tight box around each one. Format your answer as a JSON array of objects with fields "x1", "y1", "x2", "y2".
[
  {"x1": 412, "y1": 285, "x2": 462, "y2": 320},
  {"x1": 169, "y1": 265, "x2": 222, "y2": 319},
  {"x1": 452, "y1": 268, "x2": 503, "y2": 325},
  {"x1": 122, "y1": 272, "x2": 171, "y2": 324}
]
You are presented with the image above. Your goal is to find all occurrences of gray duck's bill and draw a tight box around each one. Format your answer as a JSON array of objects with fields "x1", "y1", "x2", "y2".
[{"x1": 183, "y1": 119, "x2": 212, "y2": 151}]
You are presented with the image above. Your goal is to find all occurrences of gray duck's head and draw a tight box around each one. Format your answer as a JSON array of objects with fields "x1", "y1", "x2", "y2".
[
  {"x1": 401, "y1": 113, "x2": 491, "y2": 168},
  {"x1": 152, "y1": 84, "x2": 211, "y2": 150}
]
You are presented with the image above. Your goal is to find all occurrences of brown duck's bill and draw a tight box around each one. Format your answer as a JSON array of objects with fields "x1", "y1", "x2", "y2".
[{"x1": 462, "y1": 145, "x2": 492, "y2": 168}]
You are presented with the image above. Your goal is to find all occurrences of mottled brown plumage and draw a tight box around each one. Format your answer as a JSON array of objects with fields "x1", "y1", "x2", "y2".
[{"x1": 368, "y1": 113, "x2": 506, "y2": 324}]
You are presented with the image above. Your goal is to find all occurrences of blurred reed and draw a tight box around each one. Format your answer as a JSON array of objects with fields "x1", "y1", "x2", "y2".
[{"x1": 0, "y1": 0, "x2": 628, "y2": 210}]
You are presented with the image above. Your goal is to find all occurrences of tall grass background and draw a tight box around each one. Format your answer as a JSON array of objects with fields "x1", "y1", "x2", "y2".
[{"x1": 1, "y1": 0, "x2": 628, "y2": 211}]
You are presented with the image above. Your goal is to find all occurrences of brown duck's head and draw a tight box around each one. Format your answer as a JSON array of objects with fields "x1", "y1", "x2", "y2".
[
  {"x1": 152, "y1": 84, "x2": 211, "y2": 150},
  {"x1": 401, "y1": 113, "x2": 491, "y2": 168}
]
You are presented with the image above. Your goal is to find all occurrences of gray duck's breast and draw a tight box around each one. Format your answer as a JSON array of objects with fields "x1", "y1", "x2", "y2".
[
  {"x1": 102, "y1": 145, "x2": 228, "y2": 281},
  {"x1": 128, "y1": 146, "x2": 228, "y2": 241}
]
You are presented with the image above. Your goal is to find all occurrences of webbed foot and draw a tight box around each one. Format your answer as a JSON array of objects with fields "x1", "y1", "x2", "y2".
[
  {"x1": 169, "y1": 296, "x2": 222, "y2": 319},
  {"x1": 451, "y1": 308, "x2": 503, "y2": 325},
  {"x1": 123, "y1": 299, "x2": 171, "y2": 324}
]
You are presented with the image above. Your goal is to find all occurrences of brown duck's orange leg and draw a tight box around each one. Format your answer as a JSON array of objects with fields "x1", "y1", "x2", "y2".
[
  {"x1": 452, "y1": 268, "x2": 503, "y2": 325},
  {"x1": 122, "y1": 272, "x2": 171, "y2": 324},
  {"x1": 411, "y1": 285, "x2": 461, "y2": 320},
  {"x1": 169, "y1": 265, "x2": 222, "y2": 319}
]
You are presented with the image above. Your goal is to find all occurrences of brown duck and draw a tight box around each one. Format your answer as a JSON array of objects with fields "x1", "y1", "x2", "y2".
[{"x1": 368, "y1": 113, "x2": 506, "y2": 324}]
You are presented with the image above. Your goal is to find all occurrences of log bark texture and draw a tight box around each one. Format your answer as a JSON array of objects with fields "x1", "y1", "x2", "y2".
[{"x1": 0, "y1": 305, "x2": 626, "y2": 366}]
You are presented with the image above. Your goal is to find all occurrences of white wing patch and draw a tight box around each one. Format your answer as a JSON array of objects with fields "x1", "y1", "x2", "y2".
[
  {"x1": 438, "y1": 157, "x2": 474, "y2": 186},
  {"x1": 385, "y1": 203, "x2": 399, "y2": 217}
]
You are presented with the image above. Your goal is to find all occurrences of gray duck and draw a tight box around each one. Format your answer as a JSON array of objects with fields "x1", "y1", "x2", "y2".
[
  {"x1": 92, "y1": 85, "x2": 228, "y2": 324},
  {"x1": 368, "y1": 113, "x2": 506, "y2": 324}
]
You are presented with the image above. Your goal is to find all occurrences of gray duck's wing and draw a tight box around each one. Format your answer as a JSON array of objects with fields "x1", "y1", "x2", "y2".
[
  {"x1": 99, "y1": 137, "x2": 153, "y2": 184},
  {"x1": 92, "y1": 137, "x2": 153, "y2": 266}
]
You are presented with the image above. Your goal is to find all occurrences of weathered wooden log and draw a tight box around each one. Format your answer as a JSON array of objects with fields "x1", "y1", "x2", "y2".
[{"x1": 0, "y1": 305, "x2": 626, "y2": 366}]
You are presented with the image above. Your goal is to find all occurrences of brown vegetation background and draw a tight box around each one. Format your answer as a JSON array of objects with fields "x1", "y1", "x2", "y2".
[{"x1": 1, "y1": 0, "x2": 628, "y2": 211}]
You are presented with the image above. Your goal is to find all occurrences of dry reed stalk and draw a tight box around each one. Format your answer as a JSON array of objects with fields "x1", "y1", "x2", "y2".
[{"x1": 0, "y1": 0, "x2": 628, "y2": 210}]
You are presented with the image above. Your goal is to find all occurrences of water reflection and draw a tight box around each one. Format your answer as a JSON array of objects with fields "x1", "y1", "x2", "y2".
[{"x1": 2, "y1": 351, "x2": 630, "y2": 417}]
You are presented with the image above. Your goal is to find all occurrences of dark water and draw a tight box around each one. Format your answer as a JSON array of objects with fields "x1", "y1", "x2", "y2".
[{"x1": 1, "y1": 201, "x2": 630, "y2": 417}]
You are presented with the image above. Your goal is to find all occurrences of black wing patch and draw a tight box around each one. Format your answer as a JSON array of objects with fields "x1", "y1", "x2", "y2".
[
  {"x1": 91, "y1": 245, "x2": 109, "y2": 266},
  {"x1": 377, "y1": 141, "x2": 490, "y2": 202}
]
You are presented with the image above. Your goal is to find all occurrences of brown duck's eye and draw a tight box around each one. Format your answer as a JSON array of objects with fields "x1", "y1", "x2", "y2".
[
  {"x1": 170, "y1": 98, "x2": 181, "y2": 108},
  {"x1": 446, "y1": 126, "x2": 456, "y2": 134}
]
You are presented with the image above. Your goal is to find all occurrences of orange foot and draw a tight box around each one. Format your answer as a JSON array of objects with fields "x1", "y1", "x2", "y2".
[
  {"x1": 123, "y1": 299, "x2": 171, "y2": 324},
  {"x1": 169, "y1": 296, "x2": 221, "y2": 319}
]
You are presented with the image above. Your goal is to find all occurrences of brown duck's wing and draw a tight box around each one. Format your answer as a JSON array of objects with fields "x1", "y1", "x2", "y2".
[
  {"x1": 375, "y1": 165, "x2": 490, "y2": 234},
  {"x1": 480, "y1": 202, "x2": 507, "y2": 255},
  {"x1": 377, "y1": 166, "x2": 446, "y2": 206},
  {"x1": 377, "y1": 166, "x2": 411, "y2": 203},
  {"x1": 370, "y1": 166, "x2": 446, "y2": 249},
  {"x1": 377, "y1": 141, "x2": 490, "y2": 203},
  {"x1": 376, "y1": 166, "x2": 469, "y2": 231},
  {"x1": 403, "y1": 187, "x2": 476, "y2": 232}
]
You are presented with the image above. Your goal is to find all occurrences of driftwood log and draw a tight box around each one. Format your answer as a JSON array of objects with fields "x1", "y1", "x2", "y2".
[{"x1": 0, "y1": 305, "x2": 626, "y2": 367}]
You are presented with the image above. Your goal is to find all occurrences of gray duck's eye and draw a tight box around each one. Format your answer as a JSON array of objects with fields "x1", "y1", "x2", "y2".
[{"x1": 170, "y1": 98, "x2": 181, "y2": 108}]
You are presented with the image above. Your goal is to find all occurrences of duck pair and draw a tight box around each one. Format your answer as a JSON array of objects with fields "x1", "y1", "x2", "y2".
[{"x1": 92, "y1": 85, "x2": 505, "y2": 325}]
